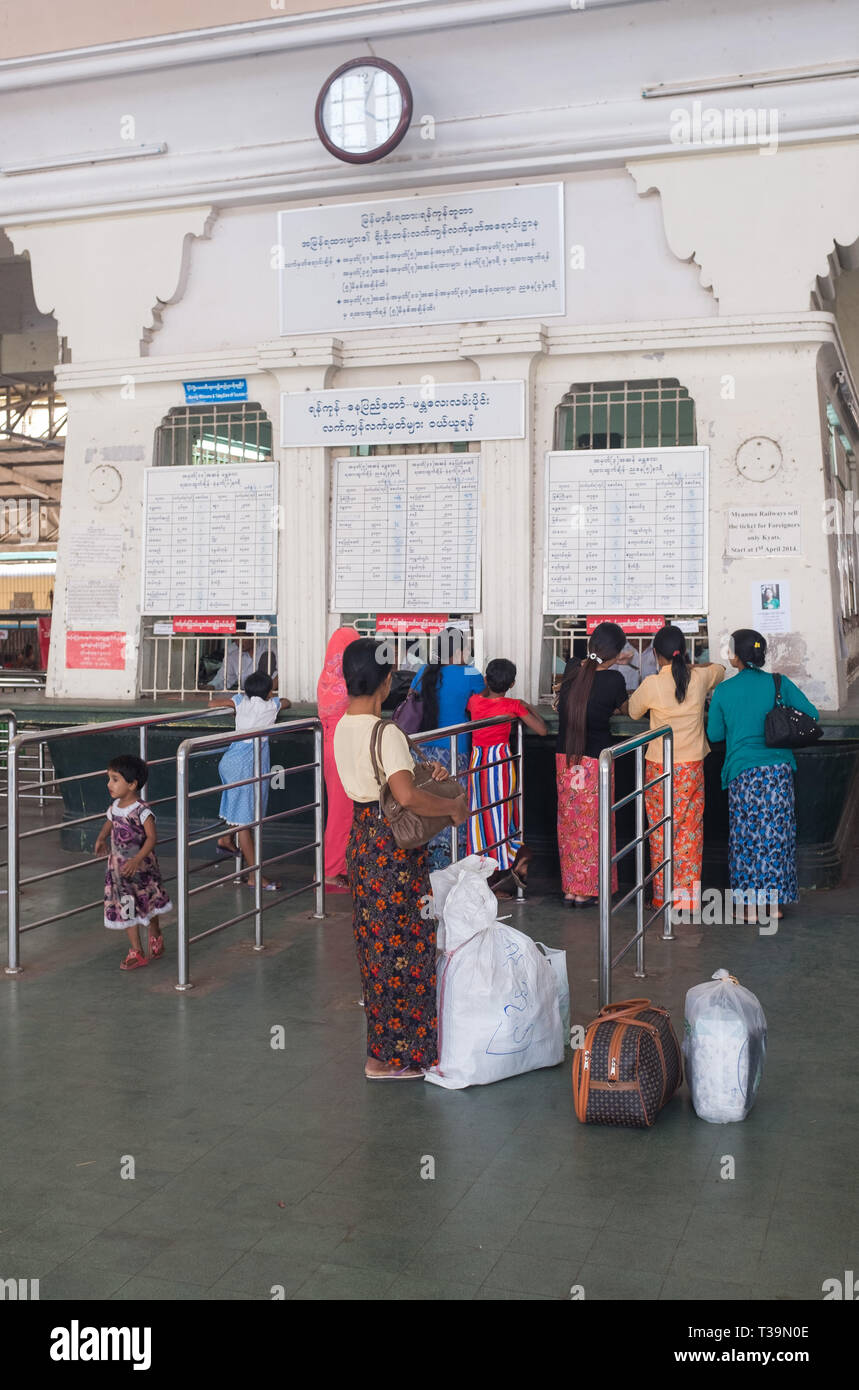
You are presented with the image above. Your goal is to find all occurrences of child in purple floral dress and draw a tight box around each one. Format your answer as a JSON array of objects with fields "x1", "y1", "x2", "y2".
[{"x1": 94, "y1": 754, "x2": 172, "y2": 971}]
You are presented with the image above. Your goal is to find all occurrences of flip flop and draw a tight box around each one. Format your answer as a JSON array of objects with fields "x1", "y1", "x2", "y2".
[{"x1": 148, "y1": 934, "x2": 164, "y2": 960}]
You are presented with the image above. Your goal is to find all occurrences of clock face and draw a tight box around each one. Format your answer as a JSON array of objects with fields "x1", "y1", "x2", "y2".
[{"x1": 316, "y1": 59, "x2": 412, "y2": 164}]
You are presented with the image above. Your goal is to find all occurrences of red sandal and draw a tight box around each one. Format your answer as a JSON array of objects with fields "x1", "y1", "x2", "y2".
[
  {"x1": 149, "y1": 933, "x2": 164, "y2": 960},
  {"x1": 120, "y1": 948, "x2": 148, "y2": 971}
]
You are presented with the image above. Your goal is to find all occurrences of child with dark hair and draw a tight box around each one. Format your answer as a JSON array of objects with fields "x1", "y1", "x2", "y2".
[
  {"x1": 94, "y1": 754, "x2": 172, "y2": 970},
  {"x1": 629, "y1": 624, "x2": 725, "y2": 914},
  {"x1": 216, "y1": 669, "x2": 283, "y2": 889},
  {"x1": 555, "y1": 621, "x2": 628, "y2": 906},
  {"x1": 466, "y1": 658, "x2": 547, "y2": 890}
]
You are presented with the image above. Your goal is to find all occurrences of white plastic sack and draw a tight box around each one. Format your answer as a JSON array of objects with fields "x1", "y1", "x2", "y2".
[
  {"x1": 535, "y1": 942, "x2": 570, "y2": 1043},
  {"x1": 425, "y1": 860, "x2": 565, "y2": 1090},
  {"x1": 429, "y1": 855, "x2": 497, "y2": 949},
  {"x1": 683, "y1": 968, "x2": 767, "y2": 1123}
]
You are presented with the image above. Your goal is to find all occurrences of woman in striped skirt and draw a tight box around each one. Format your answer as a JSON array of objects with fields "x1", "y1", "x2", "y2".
[{"x1": 466, "y1": 659, "x2": 547, "y2": 890}]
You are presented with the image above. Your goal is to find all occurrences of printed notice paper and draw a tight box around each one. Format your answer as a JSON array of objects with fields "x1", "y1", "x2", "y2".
[{"x1": 727, "y1": 507, "x2": 801, "y2": 557}]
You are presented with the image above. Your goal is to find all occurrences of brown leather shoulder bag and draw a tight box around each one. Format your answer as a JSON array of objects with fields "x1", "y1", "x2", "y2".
[{"x1": 369, "y1": 719, "x2": 463, "y2": 849}]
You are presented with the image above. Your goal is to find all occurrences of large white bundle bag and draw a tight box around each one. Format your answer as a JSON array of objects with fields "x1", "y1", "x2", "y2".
[
  {"x1": 683, "y1": 969, "x2": 767, "y2": 1123},
  {"x1": 424, "y1": 858, "x2": 565, "y2": 1090}
]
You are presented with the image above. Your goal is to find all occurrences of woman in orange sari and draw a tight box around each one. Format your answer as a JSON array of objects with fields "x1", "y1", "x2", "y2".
[{"x1": 317, "y1": 627, "x2": 359, "y2": 891}]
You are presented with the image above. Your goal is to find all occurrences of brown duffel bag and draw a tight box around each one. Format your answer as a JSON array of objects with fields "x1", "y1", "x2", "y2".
[{"x1": 572, "y1": 998, "x2": 683, "y2": 1127}]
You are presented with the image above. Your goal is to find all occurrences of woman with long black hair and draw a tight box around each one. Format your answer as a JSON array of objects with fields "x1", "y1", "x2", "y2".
[
  {"x1": 629, "y1": 624, "x2": 725, "y2": 913},
  {"x1": 707, "y1": 629, "x2": 817, "y2": 921},
  {"x1": 555, "y1": 621, "x2": 628, "y2": 906}
]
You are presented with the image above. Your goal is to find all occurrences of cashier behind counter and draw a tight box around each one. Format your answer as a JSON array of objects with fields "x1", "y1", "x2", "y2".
[{"x1": 206, "y1": 637, "x2": 277, "y2": 691}]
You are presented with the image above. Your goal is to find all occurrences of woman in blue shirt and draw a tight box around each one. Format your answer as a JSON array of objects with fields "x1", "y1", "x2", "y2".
[
  {"x1": 410, "y1": 629, "x2": 484, "y2": 869},
  {"x1": 707, "y1": 629, "x2": 819, "y2": 920}
]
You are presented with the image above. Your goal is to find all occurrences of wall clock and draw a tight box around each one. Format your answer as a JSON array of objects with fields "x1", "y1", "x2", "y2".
[{"x1": 315, "y1": 58, "x2": 413, "y2": 164}]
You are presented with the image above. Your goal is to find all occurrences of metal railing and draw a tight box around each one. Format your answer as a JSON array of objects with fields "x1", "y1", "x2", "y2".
[
  {"x1": 0, "y1": 713, "x2": 60, "y2": 805},
  {"x1": 410, "y1": 714, "x2": 527, "y2": 896},
  {"x1": 598, "y1": 725, "x2": 674, "y2": 1008},
  {"x1": 174, "y1": 717, "x2": 324, "y2": 991},
  {"x1": 5, "y1": 705, "x2": 234, "y2": 974},
  {"x1": 139, "y1": 619, "x2": 278, "y2": 701}
]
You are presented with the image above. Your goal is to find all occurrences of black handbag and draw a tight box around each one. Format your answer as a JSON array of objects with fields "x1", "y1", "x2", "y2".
[{"x1": 764, "y1": 673, "x2": 823, "y2": 749}]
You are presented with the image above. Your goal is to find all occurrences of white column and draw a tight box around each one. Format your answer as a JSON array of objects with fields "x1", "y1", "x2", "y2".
[
  {"x1": 262, "y1": 342, "x2": 342, "y2": 702},
  {"x1": 461, "y1": 327, "x2": 548, "y2": 701}
]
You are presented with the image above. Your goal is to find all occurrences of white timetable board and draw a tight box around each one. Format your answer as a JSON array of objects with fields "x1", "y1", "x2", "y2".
[
  {"x1": 142, "y1": 465, "x2": 277, "y2": 615},
  {"x1": 332, "y1": 454, "x2": 480, "y2": 613},
  {"x1": 544, "y1": 447, "x2": 708, "y2": 614}
]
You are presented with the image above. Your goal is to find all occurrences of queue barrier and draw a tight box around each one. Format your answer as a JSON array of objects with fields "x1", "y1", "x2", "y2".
[
  {"x1": 4, "y1": 705, "x2": 235, "y2": 974},
  {"x1": 598, "y1": 725, "x2": 674, "y2": 1009},
  {"x1": 410, "y1": 713, "x2": 526, "y2": 897},
  {"x1": 174, "y1": 717, "x2": 324, "y2": 991}
]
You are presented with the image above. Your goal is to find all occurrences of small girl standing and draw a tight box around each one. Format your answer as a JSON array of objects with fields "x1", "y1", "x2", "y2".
[
  {"x1": 94, "y1": 754, "x2": 172, "y2": 971},
  {"x1": 216, "y1": 670, "x2": 282, "y2": 889},
  {"x1": 466, "y1": 658, "x2": 547, "y2": 891}
]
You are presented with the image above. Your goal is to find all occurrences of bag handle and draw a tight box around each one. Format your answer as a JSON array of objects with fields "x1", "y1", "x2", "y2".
[
  {"x1": 772, "y1": 672, "x2": 783, "y2": 708},
  {"x1": 369, "y1": 718, "x2": 417, "y2": 790},
  {"x1": 598, "y1": 997, "x2": 652, "y2": 1018}
]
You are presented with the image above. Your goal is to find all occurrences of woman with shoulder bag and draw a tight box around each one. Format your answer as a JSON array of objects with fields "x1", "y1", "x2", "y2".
[
  {"x1": 333, "y1": 638, "x2": 468, "y2": 1080},
  {"x1": 706, "y1": 629, "x2": 819, "y2": 922}
]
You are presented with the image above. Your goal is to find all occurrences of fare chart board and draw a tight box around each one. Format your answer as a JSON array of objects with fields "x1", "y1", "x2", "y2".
[
  {"x1": 544, "y1": 447, "x2": 708, "y2": 614},
  {"x1": 332, "y1": 454, "x2": 480, "y2": 612},
  {"x1": 142, "y1": 465, "x2": 277, "y2": 615}
]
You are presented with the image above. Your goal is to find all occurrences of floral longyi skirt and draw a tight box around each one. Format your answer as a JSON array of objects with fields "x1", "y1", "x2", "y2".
[{"x1": 346, "y1": 804, "x2": 438, "y2": 1069}]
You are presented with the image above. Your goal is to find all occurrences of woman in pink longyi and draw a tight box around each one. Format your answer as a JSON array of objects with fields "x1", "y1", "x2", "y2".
[{"x1": 317, "y1": 627, "x2": 359, "y2": 892}]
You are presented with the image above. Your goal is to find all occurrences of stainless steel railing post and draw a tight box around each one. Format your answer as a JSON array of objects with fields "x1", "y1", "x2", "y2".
[
  {"x1": 448, "y1": 731, "x2": 459, "y2": 865},
  {"x1": 139, "y1": 725, "x2": 148, "y2": 801},
  {"x1": 175, "y1": 745, "x2": 193, "y2": 991},
  {"x1": 313, "y1": 723, "x2": 325, "y2": 920},
  {"x1": 252, "y1": 738, "x2": 263, "y2": 951},
  {"x1": 661, "y1": 728, "x2": 675, "y2": 941},
  {"x1": 598, "y1": 748, "x2": 612, "y2": 1009},
  {"x1": 514, "y1": 718, "x2": 526, "y2": 903},
  {"x1": 5, "y1": 733, "x2": 21, "y2": 974},
  {"x1": 634, "y1": 743, "x2": 646, "y2": 979}
]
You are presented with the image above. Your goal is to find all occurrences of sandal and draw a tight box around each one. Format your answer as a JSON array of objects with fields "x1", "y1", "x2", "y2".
[
  {"x1": 120, "y1": 948, "x2": 148, "y2": 971},
  {"x1": 149, "y1": 933, "x2": 164, "y2": 960}
]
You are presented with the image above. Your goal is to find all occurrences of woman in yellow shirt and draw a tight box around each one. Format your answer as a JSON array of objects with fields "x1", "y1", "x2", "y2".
[{"x1": 628, "y1": 625, "x2": 725, "y2": 914}]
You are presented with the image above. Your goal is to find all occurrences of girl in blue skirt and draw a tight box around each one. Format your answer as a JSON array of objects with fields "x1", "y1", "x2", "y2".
[{"x1": 217, "y1": 670, "x2": 283, "y2": 889}]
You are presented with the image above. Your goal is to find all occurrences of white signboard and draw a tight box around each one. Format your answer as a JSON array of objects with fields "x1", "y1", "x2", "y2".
[
  {"x1": 727, "y1": 506, "x2": 802, "y2": 557},
  {"x1": 544, "y1": 447, "x2": 708, "y2": 614},
  {"x1": 282, "y1": 381, "x2": 524, "y2": 447},
  {"x1": 332, "y1": 454, "x2": 480, "y2": 612},
  {"x1": 142, "y1": 465, "x2": 277, "y2": 616},
  {"x1": 279, "y1": 184, "x2": 564, "y2": 335}
]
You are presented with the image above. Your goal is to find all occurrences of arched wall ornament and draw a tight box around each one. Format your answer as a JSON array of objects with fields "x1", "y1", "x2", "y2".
[{"x1": 627, "y1": 140, "x2": 859, "y2": 316}]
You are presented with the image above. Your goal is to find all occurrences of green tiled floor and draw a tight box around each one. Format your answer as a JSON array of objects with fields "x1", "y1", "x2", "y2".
[{"x1": 1, "y1": 807, "x2": 858, "y2": 1302}]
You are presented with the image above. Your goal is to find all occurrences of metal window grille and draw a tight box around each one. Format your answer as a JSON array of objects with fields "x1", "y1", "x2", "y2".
[
  {"x1": 543, "y1": 380, "x2": 703, "y2": 701},
  {"x1": 154, "y1": 404, "x2": 273, "y2": 468},
  {"x1": 554, "y1": 379, "x2": 696, "y2": 452},
  {"x1": 143, "y1": 405, "x2": 276, "y2": 699}
]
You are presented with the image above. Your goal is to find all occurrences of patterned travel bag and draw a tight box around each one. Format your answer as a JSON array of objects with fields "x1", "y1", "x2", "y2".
[{"x1": 573, "y1": 998, "x2": 683, "y2": 1127}]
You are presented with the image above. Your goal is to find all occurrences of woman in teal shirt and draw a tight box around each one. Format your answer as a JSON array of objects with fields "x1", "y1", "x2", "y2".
[{"x1": 707, "y1": 629, "x2": 819, "y2": 919}]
